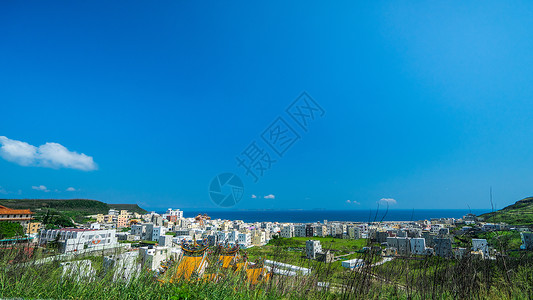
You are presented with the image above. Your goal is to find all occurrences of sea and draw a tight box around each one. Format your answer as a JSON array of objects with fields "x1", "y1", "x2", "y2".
[{"x1": 165, "y1": 209, "x2": 489, "y2": 224}]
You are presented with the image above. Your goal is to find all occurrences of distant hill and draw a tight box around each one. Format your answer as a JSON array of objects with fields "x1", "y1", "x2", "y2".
[
  {"x1": 0, "y1": 199, "x2": 148, "y2": 215},
  {"x1": 479, "y1": 197, "x2": 533, "y2": 226}
]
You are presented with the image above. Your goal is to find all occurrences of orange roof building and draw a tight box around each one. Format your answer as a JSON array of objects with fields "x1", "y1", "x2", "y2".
[{"x1": 0, "y1": 205, "x2": 35, "y2": 228}]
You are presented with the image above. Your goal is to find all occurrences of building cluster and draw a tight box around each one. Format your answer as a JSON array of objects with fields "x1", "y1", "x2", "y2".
[
  {"x1": 3, "y1": 202, "x2": 533, "y2": 274},
  {"x1": 90, "y1": 208, "x2": 277, "y2": 250},
  {"x1": 371, "y1": 215, "x2": 519, "y2": 259},
  {"x1": 280, "y1": 221, "x2": 366, "y2": 239},
  {"x1": 0, "y1": 205, "x2": 41, "y2": 236}
]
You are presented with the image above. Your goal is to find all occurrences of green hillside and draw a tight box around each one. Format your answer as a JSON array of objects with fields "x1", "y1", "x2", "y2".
[
  {"x1": 0, "y1": 199, "x2": 148, "y2": 215},
  {"x1": 479, "y1": 197, "x2": 533, "y2": 225}
]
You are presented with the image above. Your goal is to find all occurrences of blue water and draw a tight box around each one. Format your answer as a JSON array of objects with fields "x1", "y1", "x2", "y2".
[{"x1": 176, "y1": 209, "x2": 489, "y2": 223}]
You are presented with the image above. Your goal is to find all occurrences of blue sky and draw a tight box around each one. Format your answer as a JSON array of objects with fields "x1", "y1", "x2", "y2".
[{"x1": 2, "y1": 1, "x2": 533, "y2": 211}]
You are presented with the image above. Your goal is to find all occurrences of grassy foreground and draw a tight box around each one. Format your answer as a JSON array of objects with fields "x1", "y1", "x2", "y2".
[{"x1": 1, "y1": 241, "x2": 533, "y2": 299}]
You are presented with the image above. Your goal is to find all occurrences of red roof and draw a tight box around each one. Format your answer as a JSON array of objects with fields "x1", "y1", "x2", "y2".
[{"x1": 0, "y1": 205, "x2": 34, "y2": 215}]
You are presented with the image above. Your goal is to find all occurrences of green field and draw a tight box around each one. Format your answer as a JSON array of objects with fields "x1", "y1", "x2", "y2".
[{"x1": 479, "y1": 197, "x2": 533, "y2": 225}]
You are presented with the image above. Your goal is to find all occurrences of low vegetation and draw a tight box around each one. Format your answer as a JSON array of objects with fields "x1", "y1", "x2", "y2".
[
  {"x1": 2, "y1": 238, "x2": 533, "y2": 299},
  {"x1": 479, "y1": 197, "x2": 533, "y2": 225},
  {"x1": 0, "y1": 221, "x2": 24, "y2": 239},
  {"x1": 0, "y1": 199, "x2": 148, "y2": 216}
]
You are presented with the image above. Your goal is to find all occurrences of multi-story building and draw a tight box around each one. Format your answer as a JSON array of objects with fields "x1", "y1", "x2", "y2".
[
  {"x1": 430, "y1": 224, "x2": 443, "y2": 234},
  {"x1": 104, "y1": 214, "x2": 115, "y2": 224},
  {"x1": 216, "y1": 231, "x2": 229, "y2": 244},
  {"x1": 305, "y1": 224, "x2": 316, "y2": 237},
  {"x1": 280, "y1": 225, "x2": 294, "y2": 238},
  {"x1": 131, "y1": 223, "x2": 154, "y2": 241},
  {"x1": 40, "y1": 228, "x2": 117, "y2": 253},
  {"x1": 397, "y1": 237, "x2": 411, "y2": 256},
  {"x1": 306, "y1": 240, "x2": 322, "y2": 259},
  {"x1": 117, "y1": 215, "x2": 129, "y2": 228},
  {"x1": 164, "y1": 208, "x2": 183, "y2": 222},
  {"x1": 151, "y1": 226, "x2": 167, "y2": 242},
  {"x1": 207, "y1": 234, "x2": 219, "y2": 246},
  {"x1": 438, "y1": 228, "x2": 450, "y2": 236},
  {"x1": 238, "y1": 232, "x2": 251, "y2": 248},
  {"x1": 165, "y1": 208, "x2": 183, "y2": 218},
  {"x1": 316, "y1": 225, "x2": 328, "y2": 237},
  {"x1": 251, "y1": 230, "x2": 266, "y2": 246},
  {"x1": 329, "y1": 225, "x2": 342, "y2": 238},
  {"x1": 261, "y1": 222, "x2": 272, "y2": 231},
  {"x1": 96, "y1": 214, "x2": 105, "y2": 223},
  {"x1": 294, "y1": 224, "x2": 306, "y2": 237},
  {"x1": 347, "y1": 226, "x2": 361, "y2": 239},
  {"x1": 387, "y1": 237, "x2": 399, "y2": 250},
  {"x1": 434, "y1": 238, "x2": 453, "y2": 258},
  {"x1": 422, "y1": 231, "x2": 436, "y2": 247},
  {"x1": 26, "y1": 222, "x2": 42, "y2": 234},
  {"x1": 0, "y1": 205, "x2": 34, "y2": 233},
  {"x1": 139, "y1": 245, "x2": 171, "y2": 270},
  {"x1": 410, "y1": 238, "x2": 426, "y2": 255},
  {"x1": 472, "y1": 239, "x2": 489, "y2": 258},
  {"x1": 376, "y1": 231, "x2": 389, "y2": 243},
  {"x1": 151, "y1": 215, "x2": 164, "y2": 226},
  {"x1": 158, "y1": 235, "x2": 173, "y2": 247}
]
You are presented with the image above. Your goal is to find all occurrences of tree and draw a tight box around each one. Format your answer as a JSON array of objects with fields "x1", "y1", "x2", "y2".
[{"x1": 0, "y1": 221, "x2": 24, "y2": 239}]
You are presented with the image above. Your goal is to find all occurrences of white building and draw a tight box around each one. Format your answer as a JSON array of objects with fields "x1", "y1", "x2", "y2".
[
  {"x1": 265, "y1": 260, "x2": 311, "y2": 276},
  {"x1": 472, "y1": 239, "x2": 489, "y2": 258},
  {"x1": 306, "y1": 240, "x2": 322, "y2": 259},
  {"x1": 151, "y1": 226, "x2": 167, "y2": 242},
  {"x1": 280, "y1": 226, "x2": 294, "y2": 238},
  {"x1": 430, "y1": 224, "x2": 443, "y2": 234},
  {"x1": 139, "y1": 245, "x2": 172, "y2": 270},
  {"x1": 227, "y1": 230, "x2": 239, "y2": 244},
  {"x1": 158, "y1": 234, "x2": 173, "y2": 247},
  {"x1": 341, "y1": 258, "x2": 365, "y2": 269},
  {"x1": 238, "y1": 233, "x2": 251, "y2": 248},
  {"x1": 216, "y1": 231, "x2": 229, "y2": 244},
  {"x1": 40, "y1": 228, "x2": 118, "y2": 253},
  {"x1": 410, "y1": 238, "x2": 426, "y2": 255},
  {"x1": 165, "y1": 208, "x2": 184, "y2": 219}
]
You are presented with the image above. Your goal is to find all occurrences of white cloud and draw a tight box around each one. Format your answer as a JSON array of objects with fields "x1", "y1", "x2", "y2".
[
  {"x1": 264, "y1": 194, "x2": 275, "y2": 199},
  {"x1": 379, "y1": 198, "x2": 397, "y2": 205},
  {"x1": 0, "y1": 186, "x2": 8, "y2": 194},
  {"x1": 32, "y1": 185, "x2": 50, "y2": 192},
  {"x1": 346, "y1": 200, "x2": 361, "y2": 205},
  {"x1": 0, "y1": 136, "x2": 97, "y2": 171},
  {"x1": 66, "y1": 187, "x2": 77, "y2": 192},
  {"x1": 0, "y1": 136, "x2": 37, "y2": 166},
  {"x1": 346, "y1": 200, "x2": 351, "y2": 203},
  {"x1": 251, "y1": 194, "x2": 257, "y2": 199}
]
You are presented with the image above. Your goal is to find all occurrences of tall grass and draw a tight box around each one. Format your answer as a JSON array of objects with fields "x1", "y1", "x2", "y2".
[{"x1": 1, "y1": 241, "x2": 532, "y2": 299}]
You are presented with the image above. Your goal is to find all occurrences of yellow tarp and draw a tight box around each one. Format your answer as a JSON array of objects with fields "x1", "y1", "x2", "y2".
[
  {"x1": 246, "y1": 268, "x2": 264, "y2": 285},
  {"x1": 235, "y1": 262, "x2": 247, "y2": 272},
  {"x1": 219, "y1": 255, "x2": 234, "y2": 268},
  {"x1": 173, "y1": 256, "x2": 204, "y2": 281}
]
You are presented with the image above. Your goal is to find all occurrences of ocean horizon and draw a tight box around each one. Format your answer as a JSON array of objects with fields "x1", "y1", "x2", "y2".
[{"x1": 149, "y1": 209, "x2": 491, "y2": 223}]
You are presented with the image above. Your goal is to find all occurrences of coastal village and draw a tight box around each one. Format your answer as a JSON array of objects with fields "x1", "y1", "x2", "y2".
[{"x1": 1, "y1": 203, "x2": 533, "y2": 283}]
